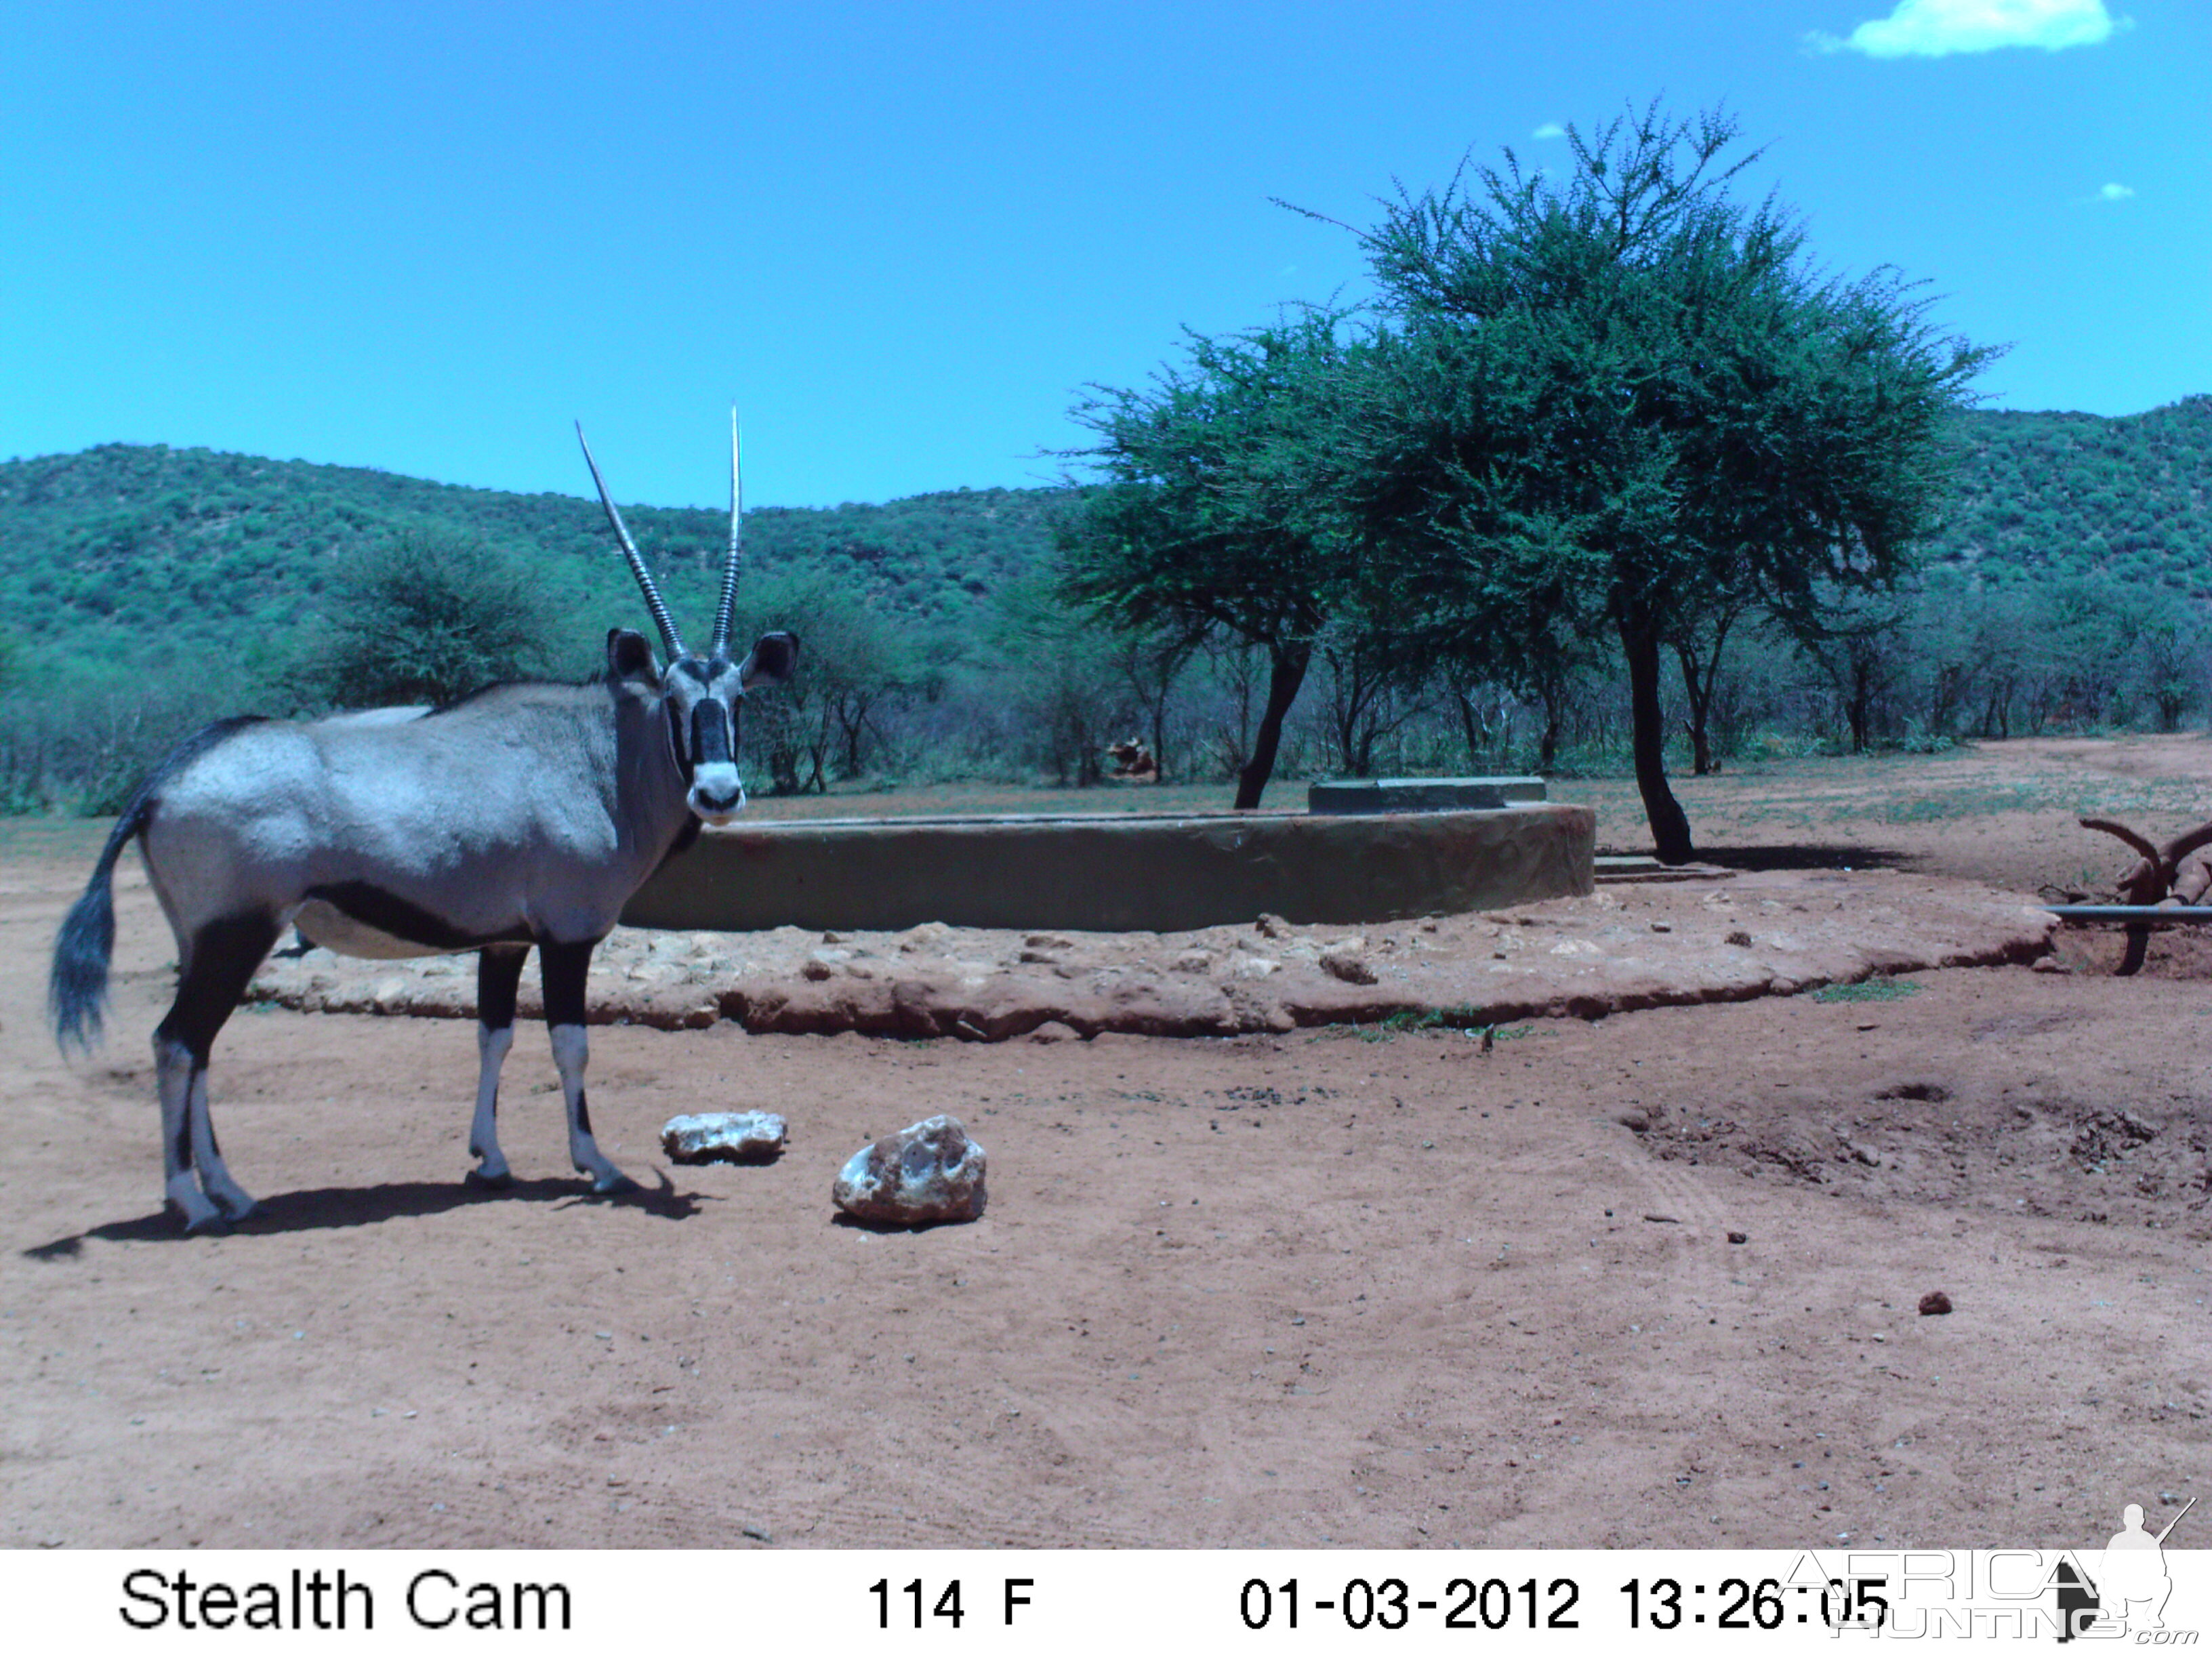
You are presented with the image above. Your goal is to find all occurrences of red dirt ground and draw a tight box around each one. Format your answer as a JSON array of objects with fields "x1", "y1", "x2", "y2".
[{"x1": 3, "y1": 737, "x2": 2207, "y2": 1551}]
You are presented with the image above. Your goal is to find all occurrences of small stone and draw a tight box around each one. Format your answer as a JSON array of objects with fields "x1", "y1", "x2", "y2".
[
  {"x1": 1725, "y1": 930, "x2": 1753, "y2": 947},
  {"x1": 834, "y1": 1115, "x2": 987, "y2": 1225},
  {"x1": 1614, "y1": 1109, "x2": 1650, "y2": 1132},
  {"x1": 661, "y1": 1111, "x2": 787, "y2": 1164},
  {"x1": 1319, "y1": 943, "x2": 1378, "y2": 985},
  {"x1": 1028, "y1": 1021, "x2": 1080, "y2": 1044},
  {"x1": 1023, "y1": 933, "x2": 1073, "y2": 949},
  {"x1": 800, "y1": 955, "x2": 836, "y2": 981},
  {"x1": 1918, "y1": 1290, "x2": 1952, "y2": 1316},
  {"x1": 1171, "y1": 949, "x2": 1214, "y2": 975},
  {"x1": 1255, "y1": 914, "x2": 1291, "y2": 939},
  {"x1": 1727, "y1": 1231, "x2": 1748, "y2": 1245},
  {"x1": 1650, "y1": 922, "x2": 1672, "y2": 933},
  {"x1": 821, "y1": 930, "x2": 850, "y2": 943},
  {"x1": 2031, "y1": 956, "x2": 2070, "y2": 975}
]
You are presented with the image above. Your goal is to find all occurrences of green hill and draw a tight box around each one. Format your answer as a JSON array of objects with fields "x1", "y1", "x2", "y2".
[
  {"x1": 0, "y1": 443, "x2": 1067, "y2": 683},
  {"x1": 3, "y1": 395, "x2": 2208, "y2": 686},
  {"x1": 1931, "y1": 395, "x2": 2212, "y2": 595}
]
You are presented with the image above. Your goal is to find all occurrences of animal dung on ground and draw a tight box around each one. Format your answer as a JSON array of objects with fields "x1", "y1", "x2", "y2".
[
  {"x1": 833, "y1": 1114, "x2": 987, "y2": 1225},
  {"x1": 1918, "y1": 1290, "x2": 1954, "y2": 1316},
  {"x1": 661, "y1": 1111, "x2": 787, "y2": 1165}
]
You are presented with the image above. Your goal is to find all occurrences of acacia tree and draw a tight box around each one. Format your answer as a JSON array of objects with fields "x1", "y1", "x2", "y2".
[
  {"x1": 1057, "y1": 310, "x2": 1375, "y2": 808},
  {"x1": 1343, "y1": 104, "x2": 1992, "y2": 860},
  {"x1": 733, "y1": 560, "x2": 926, "y2": 794},
  {"x1": 291, "y1": 531, "x2": 552, "y2": 708}
]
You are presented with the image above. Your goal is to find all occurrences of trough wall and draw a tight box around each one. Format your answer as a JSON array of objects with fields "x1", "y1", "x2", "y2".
[{"x1": 621, "y1": 804, "x2": 1595, "y2": 934}]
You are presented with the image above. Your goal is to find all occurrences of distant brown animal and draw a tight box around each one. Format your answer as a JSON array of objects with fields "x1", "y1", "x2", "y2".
[{"x1": 1105, "y1": 739, "x2": 1158, "y2": 783}]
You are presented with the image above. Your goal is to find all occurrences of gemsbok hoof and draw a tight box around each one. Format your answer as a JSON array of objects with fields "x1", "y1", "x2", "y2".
[
  {"x1": 464, "y1": 1168, "x2": 516, "y2": 1191},
  {"x1": 181, "y1": 1210, "x2": 231, "y2": 1237}
]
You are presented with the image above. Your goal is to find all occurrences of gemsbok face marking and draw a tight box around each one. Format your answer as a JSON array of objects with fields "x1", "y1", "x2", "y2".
[{"x1": 47, "y1": 415, "x2": 798, "y2": 1232}]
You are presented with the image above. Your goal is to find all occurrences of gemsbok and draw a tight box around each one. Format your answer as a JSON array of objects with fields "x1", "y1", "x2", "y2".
[{"x1": 48, "y1": 419, "x2": 797, "y2": 1231}]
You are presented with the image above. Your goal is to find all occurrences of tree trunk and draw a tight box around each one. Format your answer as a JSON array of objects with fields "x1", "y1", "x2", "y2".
[
  {"x1": 1536, "y1": 674, "x2": 1565, "y2": 772},
  {"x1": 769, "y1": 741, "x2": 800, "y2": 796},
  {"x1": 1846, "y1": 657, "x2": 1874, "y2": 754},
  {"x1": 1234, "y1": 642, "x2": 1311, "y2": 810},
  {"x1": 1681, "y1": 714, "x2": 1713, "y2": 777},
  {"x1": 1622, "y1": 626, "x2": 1694, "y2": 863},
  {"x1": 1673, "y1": 609, "x2": 1734, "y2": 777}
]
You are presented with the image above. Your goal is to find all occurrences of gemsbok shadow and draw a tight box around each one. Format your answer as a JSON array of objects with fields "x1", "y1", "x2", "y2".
[{"x1": 21, "y1": 1168, "x2": 703, "y2": 1258}]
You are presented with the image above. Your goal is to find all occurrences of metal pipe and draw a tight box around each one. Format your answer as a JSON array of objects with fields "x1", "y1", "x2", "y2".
[{"x1": 2042, "y1": 905, "x2": 2212, "y2": 923}]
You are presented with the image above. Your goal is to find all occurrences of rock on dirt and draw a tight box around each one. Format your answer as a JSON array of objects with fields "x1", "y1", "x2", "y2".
[
  {"x1": 833, "y1": 1115, "x2": 988, "y2": 1226},
  {"x1": 661, "y1": 1111, "x2": 788, "y2": 1164},
  {"x1": 1318, "y1": 941, "x2": 1378, "y2": 985}
]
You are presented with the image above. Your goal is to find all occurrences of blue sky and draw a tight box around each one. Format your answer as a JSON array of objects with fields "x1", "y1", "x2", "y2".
[{"x1": 3, "y1": 0, "x2": 2203, "y2": 510}]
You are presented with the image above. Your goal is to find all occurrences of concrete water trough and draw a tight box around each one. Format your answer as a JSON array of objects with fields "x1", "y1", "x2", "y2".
[{"x1": 621, "y1": 792, "x2": 1595, "y2": 935}]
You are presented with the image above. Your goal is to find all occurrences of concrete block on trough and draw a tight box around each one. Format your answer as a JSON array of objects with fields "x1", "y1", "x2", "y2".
[{"x1": 1308, "y1": 776, "x2": 1547, "y2": 814}]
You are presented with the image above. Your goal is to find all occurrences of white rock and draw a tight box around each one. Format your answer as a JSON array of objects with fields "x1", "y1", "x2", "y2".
[
  {"x1": 661, "y1": 1111, "x2": 787, "y2": 1164},
  {"x1": 833, "y1": 1115, "x2": 987, "y2": 1225}
]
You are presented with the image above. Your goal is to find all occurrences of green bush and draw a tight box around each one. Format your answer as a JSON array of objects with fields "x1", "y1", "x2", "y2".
[{"x1": 287, "y1": 533, "x2": 554, "y2": 709}]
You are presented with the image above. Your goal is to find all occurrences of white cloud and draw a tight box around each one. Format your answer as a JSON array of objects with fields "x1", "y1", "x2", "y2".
[
  {"x1": 2097, "y1": 182, "x2": 2135, "y2": 201},
  {"x1": 1531, "y1": 122, "x2": 1567, "y2": 140},
  {"x1": 1810, "y1": 0, "x2": 2125, "y2": 58}
]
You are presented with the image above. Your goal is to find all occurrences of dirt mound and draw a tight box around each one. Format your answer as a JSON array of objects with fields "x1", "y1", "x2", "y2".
[
  {"x1": 1639, "y1": 1071, "x2": 2211, "y2": 1232},
  {"x1": 246, "y1": 869, "x2": 2056, "y2": 1038}
]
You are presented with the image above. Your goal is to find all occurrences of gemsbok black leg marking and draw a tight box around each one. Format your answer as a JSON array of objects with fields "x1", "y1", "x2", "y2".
[
  {"x1": 539, "y1": 939, "x2": 634, "y2": 1194},
  {"x1": 152, "y1": 912, "x2": 282, "y2": 1231},
  {"x1": 465, "y1": 944, "x2": 530, "y2": 1189}
]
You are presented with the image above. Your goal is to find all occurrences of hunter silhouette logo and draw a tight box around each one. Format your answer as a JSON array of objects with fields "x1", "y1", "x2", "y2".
[{"x1": 2060, "y1": 1495, "x2": 2195, "y2": 1641}]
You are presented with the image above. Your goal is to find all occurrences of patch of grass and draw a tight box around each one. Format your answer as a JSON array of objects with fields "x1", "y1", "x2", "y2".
[
  {"x1": 1862, "y1": 784, "x2": 2049, "y2": 824},
  {"x1": 1809, "y1": 976, "x2": 1922, "y2": 1004},
  {"x1": 1350, "y1": 1009, "x2": 1535, "y2": 1043}
]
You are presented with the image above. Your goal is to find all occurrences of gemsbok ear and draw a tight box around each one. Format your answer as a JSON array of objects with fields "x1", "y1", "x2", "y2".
[
  {"x1": 607, "y1": 628, "x2": 661, "y2": 689},
  {"x1": 739, "y1": 631, "x2": 799, "y2": 690}
]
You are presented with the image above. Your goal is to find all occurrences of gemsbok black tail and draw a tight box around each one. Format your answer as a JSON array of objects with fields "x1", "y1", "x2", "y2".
[{"x1": 49, "y1": 716, "x2": 268, "y2": 1053}]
